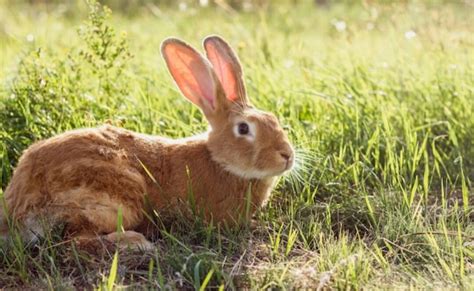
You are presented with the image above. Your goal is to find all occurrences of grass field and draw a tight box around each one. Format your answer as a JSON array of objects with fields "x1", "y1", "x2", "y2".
[{"x1": 0, "y1": 0, "x2": 473, "y2": 289}]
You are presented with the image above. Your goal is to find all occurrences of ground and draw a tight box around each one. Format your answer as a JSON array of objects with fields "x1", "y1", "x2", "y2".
[{"x1": 0, "y1": 0, "x2": 473, "y2": 289}]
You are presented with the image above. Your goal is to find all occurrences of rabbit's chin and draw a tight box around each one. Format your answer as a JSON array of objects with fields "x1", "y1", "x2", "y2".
[{"x1": 222, "y1": 163, "x2": 289, "y2": 180}]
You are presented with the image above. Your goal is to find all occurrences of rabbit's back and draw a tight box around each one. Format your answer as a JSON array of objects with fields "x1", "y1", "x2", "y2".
[{"x1": 3, "y1": 126, "x2": 147, "y2": 240}]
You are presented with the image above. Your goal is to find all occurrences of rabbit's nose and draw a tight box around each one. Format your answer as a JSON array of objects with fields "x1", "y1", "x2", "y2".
[{"x1": 280, "y1": 152, "x2": 291, "y2": 161}]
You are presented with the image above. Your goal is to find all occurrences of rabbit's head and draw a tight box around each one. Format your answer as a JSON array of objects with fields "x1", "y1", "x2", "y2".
[{"x1": 161, "y1": 36, "x2": 294, "y2": 179}]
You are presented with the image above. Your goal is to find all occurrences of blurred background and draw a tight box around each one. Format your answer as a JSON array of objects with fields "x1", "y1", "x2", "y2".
[{"x1": 0, "y1": 1, "x2": 473, "y2": 289}]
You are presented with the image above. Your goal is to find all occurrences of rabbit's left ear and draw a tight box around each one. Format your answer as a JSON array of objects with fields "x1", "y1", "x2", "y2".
[
  {"x1": 203, "y1": 36, "x2": 248, "y2": 106},
  {"x1": 161, "y1": 38, "x2": 222, "y2": 115}
]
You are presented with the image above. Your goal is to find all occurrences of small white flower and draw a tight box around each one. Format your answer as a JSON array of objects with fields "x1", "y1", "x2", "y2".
[
  {"x1": 179, "y1": 2, "x2": 187, "y2": 11},
  {"x1": 333, "y1": 20, "x2": 346, "y2": 32},
  {"x1": 84, "y1": 94, "x2": 95, "y2": 101},
  {"x1": 26, "y1": 34, "x2": 35, "y2": 42},
  {"x1": 404, "y1": 30, "x2": 417, "y2": 40},
  {"x1": 284, "y1": 59, "x2": 294, "y2": 69},
  {"x1": 243, "y1": 1, "x2": 253, "y2": 11}
]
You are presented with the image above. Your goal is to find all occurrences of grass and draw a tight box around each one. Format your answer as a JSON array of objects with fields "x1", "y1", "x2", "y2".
[{"x1": 0, "y1": 0, "x2": 473, "y2": 289}]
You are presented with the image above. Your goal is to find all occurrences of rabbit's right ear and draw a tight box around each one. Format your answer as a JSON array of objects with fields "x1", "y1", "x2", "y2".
[
  {"x1": 203, "y1": 36, "x2": 248, "y2": 106},
  {"x1": 161, "y1": 38, "x2": 222, "y2": 115}
]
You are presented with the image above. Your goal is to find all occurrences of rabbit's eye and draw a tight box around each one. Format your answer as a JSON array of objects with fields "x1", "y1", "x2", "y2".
[
  {"x1": 238, "y1": 122, "x2": 249, "y2": 135},
  {"x1": 233, "y1": 121, "x2": 255, "y2": 140}
]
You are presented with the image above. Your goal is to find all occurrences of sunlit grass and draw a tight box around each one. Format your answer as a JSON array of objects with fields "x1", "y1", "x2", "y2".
[{"x1": 0, "y1": 0, "x2": 473, "y2": 289}]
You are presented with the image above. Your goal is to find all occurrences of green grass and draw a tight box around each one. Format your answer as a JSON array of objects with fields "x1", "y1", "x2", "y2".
[{"x1": 1, "y1": 0, "x2": 473, "y2": 289}]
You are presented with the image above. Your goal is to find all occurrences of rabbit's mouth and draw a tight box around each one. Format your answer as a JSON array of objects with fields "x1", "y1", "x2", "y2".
[
  {"x1": 284, "y1": 158, "x2": 295, "y2": 171},
  {"x1": 274, "y1": 159, "x2": 295, "y2": 176}
]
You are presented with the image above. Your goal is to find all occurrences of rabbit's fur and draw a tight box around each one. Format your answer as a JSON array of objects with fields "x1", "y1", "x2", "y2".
[{"x1": 0, "y1": 36, "x2": 294, "y2": 249}]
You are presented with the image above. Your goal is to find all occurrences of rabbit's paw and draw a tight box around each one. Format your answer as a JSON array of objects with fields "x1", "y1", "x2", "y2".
[{"x1": 105, "y1": 230, "x2": 155, "y2": 252}]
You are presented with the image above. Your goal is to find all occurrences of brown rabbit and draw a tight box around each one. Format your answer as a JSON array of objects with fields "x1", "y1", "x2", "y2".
[{"x1": 0, "y1": 36, "x2": 294, "y2": 250}]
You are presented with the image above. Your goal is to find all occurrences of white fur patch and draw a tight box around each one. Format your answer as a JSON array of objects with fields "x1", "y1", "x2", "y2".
[
  {"x1": 177, "y1": 132, "x2": 209, "y2": 143},
  {"x1": 221, "y1": 163, "x2": 281, "y2": 179}
]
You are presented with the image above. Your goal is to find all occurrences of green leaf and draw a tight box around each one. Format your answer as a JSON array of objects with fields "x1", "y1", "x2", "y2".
[{"x1": 107, "y1": 252, "x2": 119, "y2": 291}]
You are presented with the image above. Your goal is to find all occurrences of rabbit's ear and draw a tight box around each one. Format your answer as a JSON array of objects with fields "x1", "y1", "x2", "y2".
[
  {"x1": 161, "y1": 38, "x2": 221, "y2": 114},
  {"x1": 203, "y1": 35, "x2": 248, "y2": 106}
]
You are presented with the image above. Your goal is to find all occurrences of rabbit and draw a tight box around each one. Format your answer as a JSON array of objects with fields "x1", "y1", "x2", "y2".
[{"x1": 0, "y1": 36, "x2": 294, "y2": 250}]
